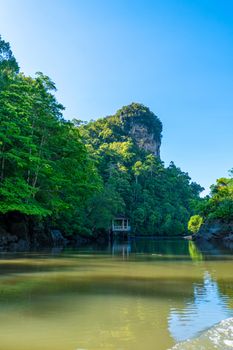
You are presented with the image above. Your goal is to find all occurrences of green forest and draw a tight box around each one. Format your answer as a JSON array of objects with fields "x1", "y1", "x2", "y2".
[{"x1": 1, "y1": 35, "x2": 232, "y2": 245}]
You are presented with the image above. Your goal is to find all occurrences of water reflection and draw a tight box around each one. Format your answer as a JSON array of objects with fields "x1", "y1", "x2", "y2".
[
  {"x1": 108, "y1": 237, "x2": 233, "y2": 260},
  {"x1": 109, "y1": 239, "x2": 233, "y2": 345},
  {"x1": 108, "y1": 238, "x2": 191, "y2": 259},
  {"x1": 129, "y1": 238, "x2": 190, "y2": 256},
  {"x1": 111, "y1": 241, "x2": 131, "y2": 259},
  {"x1": 194, "y1": 238, "x2": 233, "y2": 257},
  {"x1": 168, "y1": 272, "x2": 233, "y2": 342},
  {"x1": 188, "y1": 241, "x2": 204, "y2": 262},
  {"x1": 0, "y1": 239, "x2": 233, "y2": 349}
]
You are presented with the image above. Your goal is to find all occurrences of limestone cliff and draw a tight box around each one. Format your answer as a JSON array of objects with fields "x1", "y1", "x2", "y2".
[
  {"x1": 117, "y1": 103, "x2": 162, "y2": 156},
  {"x1": 127, "y1": 121, "x2": 161, "y2": 156}
]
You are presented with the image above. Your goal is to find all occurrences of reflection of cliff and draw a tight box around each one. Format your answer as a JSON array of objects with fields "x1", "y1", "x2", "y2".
[{"x1": 168, "y1": 272, "x2": 233, "y2": 342}]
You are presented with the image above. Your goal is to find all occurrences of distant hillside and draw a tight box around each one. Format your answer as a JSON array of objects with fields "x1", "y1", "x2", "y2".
[{"x1": 79, "y1": 103, "x2": 203, "y2": 237}]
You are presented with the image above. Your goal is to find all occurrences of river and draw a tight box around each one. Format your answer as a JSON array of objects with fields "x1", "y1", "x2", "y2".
[{"x1": 0, "y1": 238, "x2": 233, "y2": 349}]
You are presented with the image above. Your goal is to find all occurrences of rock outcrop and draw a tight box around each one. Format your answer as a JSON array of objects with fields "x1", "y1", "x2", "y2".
[
  {"x1": 128, "y1": 122, "x2": 161, "y2": 156},
  {"x1": 194, "y1": 220, "x2": 233, "y2": 243},
  {"x1": 119, "y1": 103, "x2": 162, "y2": 157}
]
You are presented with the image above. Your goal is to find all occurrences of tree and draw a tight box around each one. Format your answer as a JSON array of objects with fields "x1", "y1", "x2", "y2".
[
  {"x1": 0, "y1": 35, "x2": 19, "y2": 73},
  {"x1": 188, "y1": 215, "x2": 203, "y2": 234}
]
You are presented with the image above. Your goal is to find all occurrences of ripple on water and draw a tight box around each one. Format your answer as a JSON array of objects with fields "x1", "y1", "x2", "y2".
[
  {"x1": 170, "y1": 318, "x2": 233, "y2": 350},
  {"x1": 168, "y1": 272, "x2": 233, "y2": 342}
]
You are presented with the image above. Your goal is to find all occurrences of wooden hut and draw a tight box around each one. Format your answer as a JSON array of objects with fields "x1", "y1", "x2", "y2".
[{"x1": 112, "y1": 217, "x2": 131, "y2": 233}]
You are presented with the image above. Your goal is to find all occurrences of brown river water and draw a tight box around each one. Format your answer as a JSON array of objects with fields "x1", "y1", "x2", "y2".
[{"x1": 0, "y1": 239, "x2": 233, "y2": 350}]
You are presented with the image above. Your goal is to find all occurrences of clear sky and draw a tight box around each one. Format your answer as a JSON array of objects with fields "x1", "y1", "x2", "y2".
[{"x1": 1, "y1": 0, "x2": 233, "y2": 194}]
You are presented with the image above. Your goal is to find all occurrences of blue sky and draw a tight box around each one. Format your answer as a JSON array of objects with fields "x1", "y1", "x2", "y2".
[{"x1": 1, "y1": 0, "x2": 233, "y2": 194}]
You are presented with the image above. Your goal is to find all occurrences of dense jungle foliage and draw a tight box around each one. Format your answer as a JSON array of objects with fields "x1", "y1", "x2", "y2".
[
  {"x1": 0, "y1": 36, "x2": 204, "y2": 240},
  {"x1": 0, "y1": 36, "x2": 101, "y2": 236}
]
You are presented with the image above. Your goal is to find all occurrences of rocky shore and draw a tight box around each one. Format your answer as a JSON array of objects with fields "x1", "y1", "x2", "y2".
[
  {"x1": 0, "y1": 212, "x2": 67, "y2": 251},
  {"x1": 193, "y1": 220, "x2": 233, "y2": 243},
  {"x1": 0, "y1": 212, "x2": 103, "y2": 252}
]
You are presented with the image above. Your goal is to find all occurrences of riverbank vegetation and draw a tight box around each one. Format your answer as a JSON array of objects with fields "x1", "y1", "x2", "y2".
[
  {"x1": 188, "y1": 174, "x2": 233, "y2": 234},
  {"x1": 0, "y1": 36, "x2": 204, "y2": 244}
]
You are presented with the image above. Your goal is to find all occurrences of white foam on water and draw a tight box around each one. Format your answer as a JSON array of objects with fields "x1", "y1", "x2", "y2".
[{"x1": 170, "y1": 318, "x2": 233, "y2": 350}]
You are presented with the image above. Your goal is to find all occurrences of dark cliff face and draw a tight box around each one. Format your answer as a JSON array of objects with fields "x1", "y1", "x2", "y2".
[{"x1": 117, "y1": 103, "x2": 162, "y2": 156}]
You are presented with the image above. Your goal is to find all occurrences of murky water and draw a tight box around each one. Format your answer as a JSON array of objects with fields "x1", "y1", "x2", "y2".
[{"x1": 0, "y1": 239, "x2": 233, "y2": 350}]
